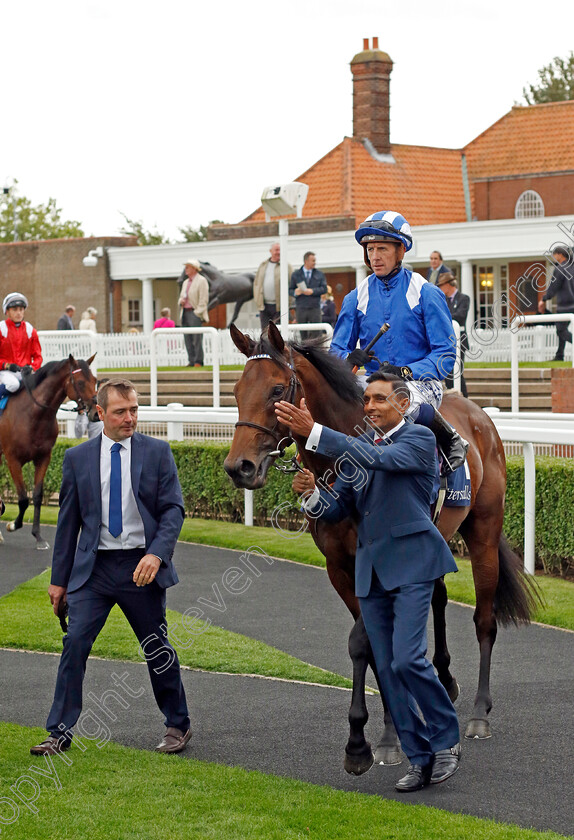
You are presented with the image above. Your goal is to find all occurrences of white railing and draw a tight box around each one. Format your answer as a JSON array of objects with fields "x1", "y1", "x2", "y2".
[
  {"x1": 467, "y1": 322, "x2": 573, "y2": 364},
  {"x1": 509, "y1": 315, "x2": 574, "y2": 412},
  {"x1": 484, "y1": 408, "x2": 574, "y2": 574}
]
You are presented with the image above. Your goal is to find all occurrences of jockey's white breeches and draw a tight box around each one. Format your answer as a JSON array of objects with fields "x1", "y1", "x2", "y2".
[{"x1": 0, "y1": 371, "x2": 22, "y2": 393}]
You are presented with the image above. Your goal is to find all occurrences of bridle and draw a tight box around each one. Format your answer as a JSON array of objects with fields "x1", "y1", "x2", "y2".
[
  {"x1": 24, "y1": 364, "x2": 95, "y2": 413},
  {"x1": 234, "y1": 352, "x2": 304, "y2": 473}
]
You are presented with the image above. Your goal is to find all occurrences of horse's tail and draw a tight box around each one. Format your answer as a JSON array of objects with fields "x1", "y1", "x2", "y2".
[{"x1": 494, "y1": 533, "x2": 543, "y2": 626}]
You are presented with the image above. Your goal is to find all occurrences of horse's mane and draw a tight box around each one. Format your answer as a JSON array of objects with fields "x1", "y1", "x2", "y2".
[
  {"x1": 26, "y1": 358, "x2": 91, "y2": 390},
  {"x1": 252, "y1": 335, "x2": 363, "y2": 406}
]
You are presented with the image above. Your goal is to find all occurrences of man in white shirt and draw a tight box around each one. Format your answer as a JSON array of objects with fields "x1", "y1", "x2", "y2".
[
  {"x1": 252, "y1": 243, "x2": 293, "y2": 330},
  {"x1": 31, "y1": 379, "x2": 191, "y2": 757}
]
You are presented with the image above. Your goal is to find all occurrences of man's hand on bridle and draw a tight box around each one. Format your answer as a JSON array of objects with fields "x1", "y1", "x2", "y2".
[{"x1": 274, "y1": 398, "x2": 315, "y2": 437}]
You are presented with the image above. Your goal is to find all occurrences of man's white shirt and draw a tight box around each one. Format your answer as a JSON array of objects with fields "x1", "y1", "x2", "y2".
[{"x1": 98, "y1": 433, "x2": 146, "y2": 550}]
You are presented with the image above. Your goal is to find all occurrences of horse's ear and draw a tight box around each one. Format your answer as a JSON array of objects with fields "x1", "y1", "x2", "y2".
[
  {"x1": 68, "y1": 354, "x2": 77, "y2": 367},
  {"x1": 267, "y1": 321, "x2": 285, "y2": 354},
  {"x1": 229, "y1": 323, "x2": 256, "y2": 357},
  {"x1": 86, "y1": 353, "x2": 97, "y2": 366}
]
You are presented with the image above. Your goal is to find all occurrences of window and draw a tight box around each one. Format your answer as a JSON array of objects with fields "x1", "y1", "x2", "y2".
[
  {"x1": 127, "y1": 299, "x2": 141, "y2": 325},
  {"x1": 515, "y1": 190, "x2": 544, "y2": 219}
]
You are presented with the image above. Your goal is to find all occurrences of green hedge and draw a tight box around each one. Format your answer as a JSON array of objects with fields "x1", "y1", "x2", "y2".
[{"x1": 1, "y1": 441, "x2": 572, "y2": 576}]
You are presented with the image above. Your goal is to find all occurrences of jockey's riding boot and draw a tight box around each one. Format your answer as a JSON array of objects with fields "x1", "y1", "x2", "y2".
[{"x1": 428, "y1": 409, "x2": 469, "y2": 475}]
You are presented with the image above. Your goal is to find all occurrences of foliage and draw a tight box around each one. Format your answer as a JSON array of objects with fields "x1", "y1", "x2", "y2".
[
  {"x1": 522, "y1": 52, "x2": 574, "y2": 104},
  {"x1": 118, "y1": 212, "x2": 172, "y2": 245},
  {"x1": 3, "y1": 441, "x2": 573, "y2": 577},
  {"x1": 178, "y1": 219, "x2": 224, "y2": 242},
  {"x1": 0, "y1": 184, "x2": 83, "y2": 242},
  {"x1": 1, "y1": 722, "x2": 566, "y2": 840}
]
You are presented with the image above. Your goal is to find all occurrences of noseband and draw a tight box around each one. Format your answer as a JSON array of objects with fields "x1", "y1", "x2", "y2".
[{"x1": 235, "y1": 352, "x2": 303, "y2": 470}]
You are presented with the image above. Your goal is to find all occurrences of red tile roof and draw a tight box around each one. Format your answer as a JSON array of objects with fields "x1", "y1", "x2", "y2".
[
  {"x1": 240, "y1": 100, "x2": 574, "y2": 227},
  {"x1": 464, "y1": 100, "x2": 574, "y2": 179}
]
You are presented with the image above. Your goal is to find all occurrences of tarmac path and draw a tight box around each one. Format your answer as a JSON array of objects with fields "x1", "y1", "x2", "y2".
[{"x1": 0, "y1": 524, "x2": 572, "y2": 836}]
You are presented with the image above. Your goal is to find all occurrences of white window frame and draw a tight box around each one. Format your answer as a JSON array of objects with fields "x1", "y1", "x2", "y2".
[{"x1": 515, "y1": 190, "x2": 545, "y2": 219}]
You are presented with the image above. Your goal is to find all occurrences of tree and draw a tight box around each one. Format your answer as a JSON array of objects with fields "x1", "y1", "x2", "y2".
[
  {"x1": 178, "y1": 220, "x2": 224, "y2": 242},
  {"x1": 119, "y1": 213, "x2": 172, "y2": 246},
  {"x1": 523, "y1": 52, "x2": 574, "y2": 104},
  {"x1": 0, "y1": 185, "x2": 83, "y2": 242}
]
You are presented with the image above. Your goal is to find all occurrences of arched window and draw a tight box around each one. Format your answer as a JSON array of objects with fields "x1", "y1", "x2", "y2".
[{"x1": 515, "y1": 190, "x2": 544, "y2": 219}]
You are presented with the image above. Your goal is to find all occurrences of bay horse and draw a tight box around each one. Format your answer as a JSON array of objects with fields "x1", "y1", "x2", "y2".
[
  {"x1": 224, "y1": 322, "x2": 540, "y2": 774},
  {"x1": 0, "y1": 354, "x2": 98, "y2": 550}
]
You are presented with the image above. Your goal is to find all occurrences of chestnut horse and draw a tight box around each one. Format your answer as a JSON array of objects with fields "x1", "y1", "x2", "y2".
[
  {"x1": 0, "y1": 355, "x2": 98, "y2": 550},
  {"x1": 224, "y1": 323, "x2": 539, "y2": 774}
]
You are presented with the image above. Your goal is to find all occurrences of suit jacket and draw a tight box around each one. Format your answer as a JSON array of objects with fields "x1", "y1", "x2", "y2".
[
  {"x1": 290, "y1": 267, "x2": 328, "y2": 311},
  {"x1": 57, "y1": 314, "x2": 74, "y2": 330},
  {"x1": 426, "y1": 263, "x2": 451, "y2": 285},
  {"x1": 446, "y1": 290, "x2": 470, "y2": 350},
  {"x1": 312, "y1": 423, "x2": 457, "y2": 596},
  {"x1": 253, "y1": 259, "x2": 294, "y2": 311},
  {"x1": 51, "y1": 432, "x2": 185, "y2": 593}
]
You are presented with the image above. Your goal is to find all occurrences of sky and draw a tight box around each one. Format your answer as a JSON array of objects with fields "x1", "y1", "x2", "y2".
[{"x1": 2, "y1": 0, "x2": 573, "y2": 241}]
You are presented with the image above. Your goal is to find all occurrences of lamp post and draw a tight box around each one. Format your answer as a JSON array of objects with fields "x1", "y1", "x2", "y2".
[{"x1": 260, "y1": 182, "x2": 309, "y2": 332}]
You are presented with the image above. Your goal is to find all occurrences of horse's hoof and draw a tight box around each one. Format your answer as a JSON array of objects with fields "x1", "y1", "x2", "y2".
[
  {"x1": 344, "y1": 749, "x2": 374, "y2": 776},
  {"x1": 465, "y1": 718, "x2": 491, "y2": 740},
  {"x1": 6, "y1": 522, "x2": 16, "y2": 532},
  {"x1": 374, "y1": 744, "x2": 403, "y2": 766},
  {"x1": 0, "y1": 530, "x2": 4, "y2": 544},
  {"x1": 448, "y1": 679, "x2": 460, "y2": 704},
  {"x1": 36, "y1": 540, "x2": 50, "y2": 551}
]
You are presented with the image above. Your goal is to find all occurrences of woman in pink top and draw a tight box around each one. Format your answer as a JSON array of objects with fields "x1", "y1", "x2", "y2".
[{"x1": 153, "y1": 307, "x2": 176, "y2": 329}]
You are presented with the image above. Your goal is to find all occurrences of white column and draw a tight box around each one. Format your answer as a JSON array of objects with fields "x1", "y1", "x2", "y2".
[
  {"x1": 460, "y1": 260, "x2": 474, "y2": 328},
  {"x1": 141, "y1": 277, "x2": 154, "y2": 334},
  {"x1": 355, "y1": 264, "x2": 367, "y2": 287},
  {"x1": 279, "y1": 219, "x2": 289, "y2": 331}
]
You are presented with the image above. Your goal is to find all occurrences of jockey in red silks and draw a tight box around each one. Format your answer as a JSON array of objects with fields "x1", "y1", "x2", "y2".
[
  {"x1": 330, "y1": 211, "x2": 468, "y2": 474},
  {"x1": 0, "y1": 292, "x2": 43, "y2": 402}
]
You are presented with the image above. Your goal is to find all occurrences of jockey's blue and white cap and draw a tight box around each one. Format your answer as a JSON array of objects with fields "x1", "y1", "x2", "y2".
[
  {"x1": 355, "y1": 211, "x2": 413, "y2": 252},
  {"x1": 2, "y1": 292, "x2": 28, "y2": 313}
]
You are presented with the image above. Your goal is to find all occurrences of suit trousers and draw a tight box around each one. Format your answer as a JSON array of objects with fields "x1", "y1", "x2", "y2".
[
  {"x1": 181, "y1": 308, "x2": 204, "y2": 366},
  {"x1": 46, "y1": 549, "x2": 190, "y2": 739},
  {"x1": 295, "y1": 305, "x2": 322, "y2": 341},
  {"x1": 359, "y1": 573, "x2": 459, "y2": 765}
]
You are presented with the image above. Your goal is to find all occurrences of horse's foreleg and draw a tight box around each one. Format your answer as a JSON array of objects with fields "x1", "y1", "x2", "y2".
[
  {"x1": 31, "y1": 457, "x2": 51, "y2": 550},
  {"x1": 431, "y1": 576, "x2": 460, "y2": 703},
  {"x1": 5, "y1": 456, "x2": 29, "y2": 533},
  {"x1": 344, "y1": 616, "x2": 374, "y2": 775}
]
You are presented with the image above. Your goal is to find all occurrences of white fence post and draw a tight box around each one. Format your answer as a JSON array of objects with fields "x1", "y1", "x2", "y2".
[
  {"x1": 244, "y1": 489, "x2": 253, "y2": 527},
  {"x1": 523, "y1": 442, "x2": 536, "y2": 576}
]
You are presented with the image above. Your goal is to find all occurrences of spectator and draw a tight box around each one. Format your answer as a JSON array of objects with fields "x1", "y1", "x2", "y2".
[
  {"x1": 426, "y1": 251, "x2": 451, "y2": 285},
  {"x1": 321, "y1": 285, "x2": 337, "y2": 329},
  {"x1": 153, "y1": 307, "x2": 176, "y2": 330},
  {"x1": 538, "y1": 247, "x2": 574, "y2": 361},
  {"x1": 290, "y1": 252, "x2": 327, "y2": 340},
  {"x1": 79, "y1": 307, "x2": 98, "y2": 332},
  {"x1": 253, "y1": 243, "x2": 293, "y2": 330},
  {"x1": 437, "y1": 273, "x2": 469, "y2": 397},
  {"x1": 57, "y1": 305, "x2": 76, "y2": 330},
  {"x1": 178, "y1": 259, "x2": 209, "y2": 367}
]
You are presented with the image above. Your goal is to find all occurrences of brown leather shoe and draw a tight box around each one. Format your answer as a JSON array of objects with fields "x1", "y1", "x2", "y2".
[
  {"x1": 30, "y1": 736, "x2": 71, "y2": 756},
  {"x1": 155, "y1": 727, "x2": 192, "y2": 754}
]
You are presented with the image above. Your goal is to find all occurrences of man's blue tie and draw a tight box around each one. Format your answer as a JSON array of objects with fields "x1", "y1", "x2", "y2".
[{"x1": 109, "y1": 442, "x2": 123, "y2": 537}]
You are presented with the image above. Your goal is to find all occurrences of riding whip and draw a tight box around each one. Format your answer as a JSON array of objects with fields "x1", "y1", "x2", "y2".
[{"x1": 351, "y1": 322, "x2": 391, "y2": 374}]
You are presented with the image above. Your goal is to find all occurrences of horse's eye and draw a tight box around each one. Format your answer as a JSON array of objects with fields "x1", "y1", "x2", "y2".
[{"x1": 271, "y1": 385, "x2": 285, "y2": 398}]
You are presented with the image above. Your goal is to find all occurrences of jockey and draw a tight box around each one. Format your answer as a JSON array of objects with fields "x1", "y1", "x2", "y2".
[
  {"x1": 330, "y1": 211, "x2": 468, "y2": 473},
  {"x1": 0, "y1": 292, "x2": 43, "y2": 402}
]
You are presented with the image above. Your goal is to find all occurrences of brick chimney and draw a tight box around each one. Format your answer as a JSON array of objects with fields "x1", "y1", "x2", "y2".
[{"x1": 351, "y1": 38, "x2": 393, "y2": 156}]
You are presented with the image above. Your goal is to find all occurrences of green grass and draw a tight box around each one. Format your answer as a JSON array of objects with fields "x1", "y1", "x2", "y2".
[
  {"x1": 3, "y1": 507, "x2": 572, "y2": 630},
  {"x1": 0, "y1": 722, "x2": 569, "y2": 840},
  {"x1": 0, "y1": 570, "x2": 351, "y2": 689}
]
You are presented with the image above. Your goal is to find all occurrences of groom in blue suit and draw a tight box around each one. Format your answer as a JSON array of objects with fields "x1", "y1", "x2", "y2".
[
  {"x1": 275, "y1": 371, "x2": 461, "y2": 792},
  {"x1": 31, "y1": 379, "x2": 191, "y2": 757}
]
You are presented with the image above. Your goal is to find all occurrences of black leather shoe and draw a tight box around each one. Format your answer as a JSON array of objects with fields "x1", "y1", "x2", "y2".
[
  {"x1": 30, "y1": 736, "x2": 71, "y2": 756},
  {"x1": 430, "y1": 742, "x2": 461, "y2": 784},
  {"x1": 395, "y1": 762, "x2": 432, "y2": 792}
]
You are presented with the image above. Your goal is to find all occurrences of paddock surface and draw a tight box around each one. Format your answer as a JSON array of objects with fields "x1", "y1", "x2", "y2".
[{"x1": 0, "y1": 525, "x2": 572, "y2": 837}]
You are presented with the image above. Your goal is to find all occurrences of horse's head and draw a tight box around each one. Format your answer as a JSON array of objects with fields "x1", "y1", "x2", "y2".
[
  {"x1": 224, "y1": 323, "x2": 300, "y2": 489},
  {"x1": 66, "y1": 353, "x2": 99, "y2": 422}
]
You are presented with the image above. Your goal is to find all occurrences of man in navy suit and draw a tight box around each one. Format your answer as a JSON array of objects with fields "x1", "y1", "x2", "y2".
[
  {"x1": 275, "y1": 372, "x2": 461, "y2": 792},
  {"x1": 31, "y1": 379, "x2": 191, "y2": 756},
  {"x1": 426, "y1": 251, "x2": 451, "y2": 285}
]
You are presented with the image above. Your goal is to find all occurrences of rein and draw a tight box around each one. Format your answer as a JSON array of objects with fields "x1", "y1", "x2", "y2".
[{"x1": 235, "y1": 352, "x2": 305, "y2": 474}]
